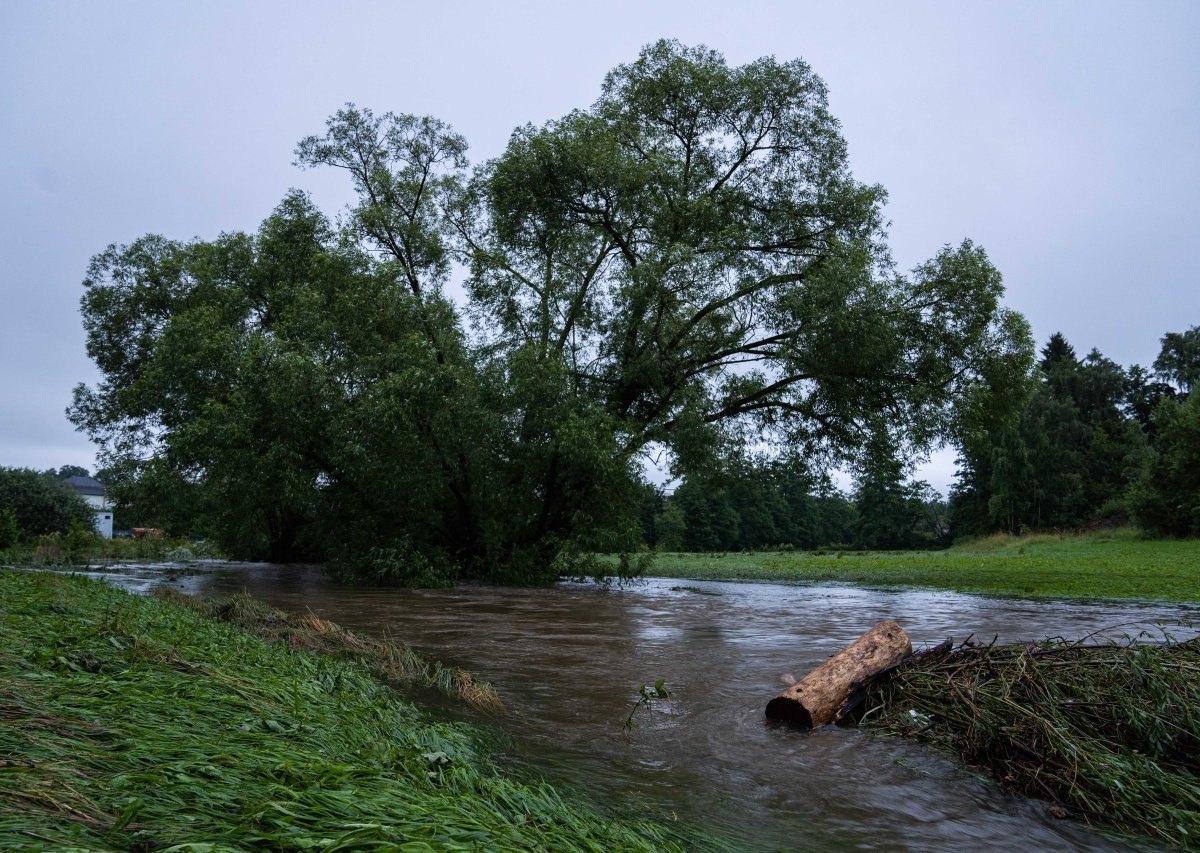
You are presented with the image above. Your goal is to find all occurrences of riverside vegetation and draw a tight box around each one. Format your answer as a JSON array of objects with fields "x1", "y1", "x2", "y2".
[
  {"x1": 0, "y1": 569, "x2": 695, "y2": 851},
  {"x1": 6, "y1": 565, "x2": 1199, "y2": 848},
  {"x1": 1, "y1": 531, "x2": 222, "y2": 569}
]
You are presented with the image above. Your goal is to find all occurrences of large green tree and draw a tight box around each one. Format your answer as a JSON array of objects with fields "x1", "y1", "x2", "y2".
[
  {"x1": 72, "y1": 41, "x2": 1030, "y2": 582},
  {"x1": 458, "y1": 43, "x2": 1028, "y2": 462},
  {"x1": 458, "y1": 41, "x2": 1025, "y2": 571},
  {"x1": 70, "y1": 192, "x2": 464, "y2": 566}
]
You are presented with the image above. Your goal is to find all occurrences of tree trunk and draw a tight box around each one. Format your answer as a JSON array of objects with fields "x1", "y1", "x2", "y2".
[{"x1": 765, "y1": 620, "x2": 912, "y2": 728}]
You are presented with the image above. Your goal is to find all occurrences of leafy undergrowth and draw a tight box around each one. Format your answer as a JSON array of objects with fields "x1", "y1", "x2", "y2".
[
  {"x1": 641, "y1": 531, "x2": 1200, "y2": 601},
  {"x1": 854, "y1": 633, "x2": 1200, "y2": 846},
  {"x1": 0, "y1": 569, "x2": 687, "y2": 851}
]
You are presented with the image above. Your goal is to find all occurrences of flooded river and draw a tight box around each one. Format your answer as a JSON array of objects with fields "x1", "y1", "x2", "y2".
[{"x1": 76, "y1": 561, "x2": 1199, "y2": 850}]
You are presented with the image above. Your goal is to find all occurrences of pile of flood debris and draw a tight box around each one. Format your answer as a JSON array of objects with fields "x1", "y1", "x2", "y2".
[{"x1": 770, "y1": 623, "x2": 1200, "y2": 845}]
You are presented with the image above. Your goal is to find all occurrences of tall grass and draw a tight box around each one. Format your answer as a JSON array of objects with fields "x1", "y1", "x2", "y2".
[{"x1": 0, "y1": 569, "x2": 690, "y2": 851}]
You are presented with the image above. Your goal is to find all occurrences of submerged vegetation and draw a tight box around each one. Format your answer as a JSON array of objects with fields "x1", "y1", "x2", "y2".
[
  {"x1": 640, "y1": 529, "x2": 1200, "y2": 602},
  {"x1": 855, "y1": 632, "x2": 1200, "y2": 845},
  {"x1": 0, "y1": 569, "x2": 689, "y2": 850},
  {"x1": 150, "y1": 587, "x2": 503, "y2": 711}
]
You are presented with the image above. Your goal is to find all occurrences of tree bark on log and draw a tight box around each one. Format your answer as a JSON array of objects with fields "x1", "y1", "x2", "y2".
[{"x1": 766, "y1": 620, "x2": 912, "y2": 728}]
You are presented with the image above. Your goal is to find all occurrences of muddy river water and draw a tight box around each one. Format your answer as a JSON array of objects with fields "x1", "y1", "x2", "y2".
[{"x1": 79, "y1": 561, "x2": 1199, "y2": 850}]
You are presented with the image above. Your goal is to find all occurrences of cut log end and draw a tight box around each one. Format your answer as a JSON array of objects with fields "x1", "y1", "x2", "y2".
[{"x1": 764, "y1": 696, "x2": 813, "y2": 728}]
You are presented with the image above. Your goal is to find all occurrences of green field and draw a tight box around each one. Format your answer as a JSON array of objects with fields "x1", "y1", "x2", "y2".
[
  {"x1": 0, "y1": 569, "x2": 692, "y2": 851},
  {"x1": 641, "y1": 530, "x2": 1200, "y2": 602}
]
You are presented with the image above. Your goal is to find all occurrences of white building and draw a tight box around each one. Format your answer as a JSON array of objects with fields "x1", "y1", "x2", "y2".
[{"x1": 65, "y1": 475, "x2": 114, "y2": 539}]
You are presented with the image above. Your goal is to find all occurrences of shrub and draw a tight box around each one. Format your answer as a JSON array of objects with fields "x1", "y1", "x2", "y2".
[
  {"x1": 64, "y1": 524, "x2": 101, "y2": 557},
  {"x1": 0, "y1": 468, "x2": 94, "y2": 538},
  {"x1": 326, "y1": 536, "x2": 454, "y2": 587}
]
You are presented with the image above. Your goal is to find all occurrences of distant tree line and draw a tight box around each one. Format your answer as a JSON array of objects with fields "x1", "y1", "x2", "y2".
[
  {"x1": 644, "y1": 325, "x2": 1199, "y2": 551},
  {"x1": 952, "y1": 326, "x2": 1199, "y2": 537},
  {"x1": 637, "y1": 457, "x2": 947, "y2": 553}
]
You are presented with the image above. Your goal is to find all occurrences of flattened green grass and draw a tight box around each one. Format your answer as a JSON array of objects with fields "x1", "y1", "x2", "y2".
[
  {"x1": 0, "y1": 569, "x2": 688, "y2": 851},
  {"x1": 641, "y1": 530, "x2": 1200, "y2": 602}
]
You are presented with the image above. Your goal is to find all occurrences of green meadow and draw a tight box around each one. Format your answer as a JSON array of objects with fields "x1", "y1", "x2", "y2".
[{"x1": 641, "y1": 530, "x2": 1200, "y2": 602}]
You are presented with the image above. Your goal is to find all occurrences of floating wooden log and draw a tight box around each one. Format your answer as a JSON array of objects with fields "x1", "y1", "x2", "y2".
[{"x1": 765, "y1": 620, "x2": 912, "y2": 728}]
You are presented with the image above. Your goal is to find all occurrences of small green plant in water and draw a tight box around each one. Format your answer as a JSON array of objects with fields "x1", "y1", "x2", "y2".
[{"x1": 624, "y1": 679, "x2": 670, "y2": 731}]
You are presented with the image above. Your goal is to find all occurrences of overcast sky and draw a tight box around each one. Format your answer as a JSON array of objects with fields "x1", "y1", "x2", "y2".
[{"x1": 2, "y1": 1, "x2": 1197, "y2": 492}]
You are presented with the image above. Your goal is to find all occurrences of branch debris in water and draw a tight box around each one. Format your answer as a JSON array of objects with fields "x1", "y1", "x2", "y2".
[{"x1": 851, "y1": 630, "x2": 1200, "y2": 845}]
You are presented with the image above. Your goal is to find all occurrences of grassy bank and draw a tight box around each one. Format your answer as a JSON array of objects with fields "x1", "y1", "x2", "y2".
[
  {"x1": 640, "y1": 530, "x2": 1200, "y2": 602},
  {"x1": 855, "y1": 633, "x2": 1200, "y2": 845},
  {"x1": 0, "y1": 569, "x2": 689, "y2": 851},
  {"x1": 150, "y1": 588, "x2": 504, "y2": 712}
]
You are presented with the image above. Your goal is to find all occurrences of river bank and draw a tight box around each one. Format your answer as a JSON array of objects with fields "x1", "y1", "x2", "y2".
[
  {"x1": 640, "y1": 530, "x2": 1200, "y2": 602},
  {"x1": 0, "y1": 568, "x2": 692, "y2": 851}
]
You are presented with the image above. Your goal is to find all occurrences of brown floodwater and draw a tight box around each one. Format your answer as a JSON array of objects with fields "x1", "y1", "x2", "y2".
[{"x1": 76, "y1": 561, "x2": 1199, "y2": 851}]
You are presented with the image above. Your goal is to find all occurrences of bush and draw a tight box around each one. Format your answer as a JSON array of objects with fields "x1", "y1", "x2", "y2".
[
  {"x1": 1090, "y1": 497, "x2": 1131, "y2": 528},
  {"x1": 326, "y1": 536, "x2": 454, "y2": 587},
  {"x1": 0, "y1": 468, "x2": 94, "y2": 539},
  {"x1": 64, "y1": 524, "x2": 101, "y2": 558}
]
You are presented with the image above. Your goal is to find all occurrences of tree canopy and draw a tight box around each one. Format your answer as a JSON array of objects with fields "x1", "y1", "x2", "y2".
[
  {"x1": 1153, "y1": 325, "x2": 1200, "y2": 395},
  {"x1": 70, "y1": 41, "x2": 1031, "y2": 582}
]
